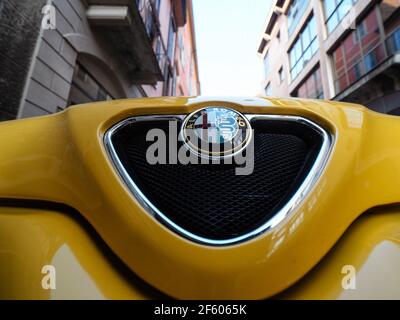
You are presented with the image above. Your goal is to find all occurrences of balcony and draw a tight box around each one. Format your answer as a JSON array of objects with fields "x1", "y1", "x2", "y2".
[
  {"x1": 137, "y1": 0, "x2": 172, "y2": 77},
  {"x1": 334, "y1": 27, "x2": 400, "y2": 105},
  {"x1": 86, "y1": 0, "x2": 164, "y2": 85}
]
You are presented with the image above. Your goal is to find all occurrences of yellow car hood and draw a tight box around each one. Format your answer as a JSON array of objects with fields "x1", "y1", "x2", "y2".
[{"x1": 0, "y1": 96, "x2": 400, "y2": 299}]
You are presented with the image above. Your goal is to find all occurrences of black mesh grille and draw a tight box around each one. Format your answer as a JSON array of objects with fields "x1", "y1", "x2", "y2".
[{"x1": 111, "y1": 118, "x2": 323, "y2": 241}]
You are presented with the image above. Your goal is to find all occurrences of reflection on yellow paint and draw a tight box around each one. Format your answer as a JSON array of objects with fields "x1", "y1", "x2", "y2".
[
  {"x1": 343, "y1": 107, "x2": 364, "y2": 128},
  {"x1": 51, "y1": 245, "x2": 104, "y2": 300},
  {"x1": 0, "y1": 207, "x2": 161, "y2": 300},
  {"x1": 278, "y1": 207, "x2": 400, "y2": 300}
]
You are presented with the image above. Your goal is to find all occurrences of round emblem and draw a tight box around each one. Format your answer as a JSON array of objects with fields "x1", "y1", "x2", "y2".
[{"x1": 181, "y1": 107, "x2": 252, "y2": 159}]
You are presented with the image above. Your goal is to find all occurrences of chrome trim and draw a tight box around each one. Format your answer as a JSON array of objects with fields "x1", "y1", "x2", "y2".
[{"x1": 104, "y1": 114, "x2": 333, "y2": 246}]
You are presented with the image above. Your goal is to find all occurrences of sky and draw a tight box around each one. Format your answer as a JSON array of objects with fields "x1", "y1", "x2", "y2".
[{"x1": 192, "y1": 0, "x2": 272, "y2": 96}]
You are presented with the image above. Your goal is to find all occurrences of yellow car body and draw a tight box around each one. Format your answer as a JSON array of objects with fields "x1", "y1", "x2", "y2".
[{"x1": 0, "y1": 96, "x2": 400, "y2": 299}]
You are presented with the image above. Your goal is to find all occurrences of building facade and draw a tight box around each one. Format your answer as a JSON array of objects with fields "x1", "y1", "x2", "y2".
[
  {"x1": 258, "y1": 0, "x2": 400, "y2": 114},
  {"x1": 0, "y1": 0, "x2": 200, "y2": 121}
]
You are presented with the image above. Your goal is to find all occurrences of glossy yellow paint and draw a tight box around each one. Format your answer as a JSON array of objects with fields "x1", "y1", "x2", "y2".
[
  {"x1": 0, "y1": 96, "x2": 400, "y2": 299},
  {"x1": 1, "y1": 205, "x2": 399, "y2": 299},
  {"x1": 278, "y1": 206, "x2": 400, "y2": 299},
  {"x1": 0, "y1": 206, "x2": 164, "y2": 299}
]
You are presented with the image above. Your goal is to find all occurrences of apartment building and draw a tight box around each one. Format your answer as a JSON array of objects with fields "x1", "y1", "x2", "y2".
[
  {"x1": 0, "y1": 0, "x2": 200, "y2": 121},
  {"x1": 258, "y1": 0, "x2": 400, "y2": 114}
]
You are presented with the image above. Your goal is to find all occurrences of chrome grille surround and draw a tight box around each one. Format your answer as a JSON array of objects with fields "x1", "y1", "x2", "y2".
[{"x1": 104, "y1": 114, "x2": 333, "y2": 246}]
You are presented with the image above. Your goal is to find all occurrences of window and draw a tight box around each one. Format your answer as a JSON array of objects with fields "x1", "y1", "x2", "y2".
[
  {"x1": 265, "y1": 83, "x2": 272, "y2": 96},
  {"x1": 358, "y1": 22, "x2": 367, "y2": 39},
  {"x1": 323, "y1": 0, "x2": 358, "y2": 34},
  {"x1": 387, "y1": 27, "x2": 400, "y2": 55},
  {"x1": 155, "y1": 35, "x2": 165, "y2": 72},
  {"x1": 289, "y1": 16, "x2": 318, "y2": 81},
  {"x1": 189, "y1": 57, "x2": 195, "y2": 95},
  {"x1": 186, "y1": 54, "x2": 192, "y2": 93},
  {"x1": 163, "y1": 68, "x2": 173, "y2": 96},
  {"x1": 178, "y1": 29, "x2": 185, "y2": 68},
  {"x1": 287, "y1": 0, "x2": 310, "y2": 36},
  {"x1": 172, "y1": 66, "x2": 177, "y2": 96},
  {"x1": 263, "y1": 52, "x2": 270, "y2": 79},
  {"x1": 278, "y1": 67, "x2": 284, "y2": 84},
  {"x1": 353, "y1": 21, "x2": 366, "y2": 43},
  {"x1": 155, "y1": 0, "x2": 161, "y2": 12},
  {"x1": 292, "y1": 68, "x2": 324, "y2": 99},
  {"x1": 167, "y1": 17, "x2": 176, "y2": 60},
  {"x1": 155, "y1": 36, "x2": 162, "y2": 57},
  {"x1": 331, "y1": 9, "x2": 385, "y2": 94},
  {"x1": 364, "y1": 51, "x2": 377, "y2": 72},
  {"x1": 353, "y1": 61, "x2": 362, "y2": 80}
]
